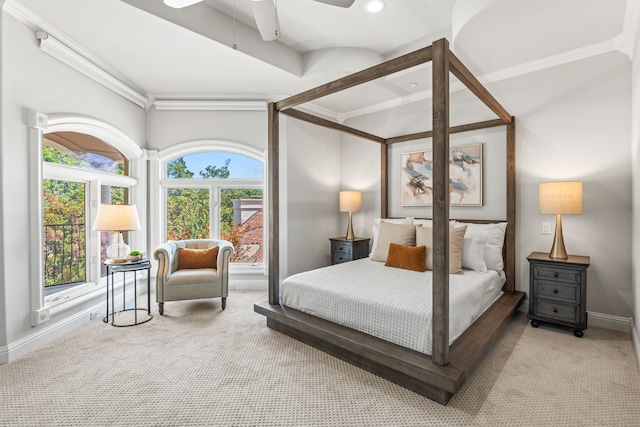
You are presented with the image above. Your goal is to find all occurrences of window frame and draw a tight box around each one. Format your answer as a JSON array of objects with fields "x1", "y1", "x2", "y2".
[
  {"x1": 155, "y1": 141, "x2": 267, "y2": 275},
  {"x1": 28, "y1": 111, "x2": 144, "y2": 324}
]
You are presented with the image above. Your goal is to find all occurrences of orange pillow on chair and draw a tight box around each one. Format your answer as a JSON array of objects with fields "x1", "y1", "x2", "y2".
[
  {"x1": 177, "y1": 246, "x2": 219, "y2": 270},
  {"x1": 384, "y1": 243, "x2": 426, "y2": 272}
]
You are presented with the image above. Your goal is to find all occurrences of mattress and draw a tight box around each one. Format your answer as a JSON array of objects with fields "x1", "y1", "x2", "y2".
[{"x1": 280, "y1": 258, "x2": 505, "y2": 355}]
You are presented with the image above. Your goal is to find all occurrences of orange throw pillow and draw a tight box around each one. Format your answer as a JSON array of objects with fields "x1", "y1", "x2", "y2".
[
  {"x1": 385, "y1": 243, "x2": 426, "y2": 272},
  {"x1": 177, "y1": 246, "x2": 219, "y2": 270}
]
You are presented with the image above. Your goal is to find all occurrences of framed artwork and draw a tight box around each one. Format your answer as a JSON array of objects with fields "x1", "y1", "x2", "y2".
[{"x1": 401, "y1": 143, "x2": 483, "y2": 207}]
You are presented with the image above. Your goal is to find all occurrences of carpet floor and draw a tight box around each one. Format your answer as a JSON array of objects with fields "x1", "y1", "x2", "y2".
[{"x1": 1, "y1": 290, "x2": 639, "y2": 426}]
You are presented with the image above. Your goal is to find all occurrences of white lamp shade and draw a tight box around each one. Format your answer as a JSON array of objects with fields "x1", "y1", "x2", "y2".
[
  {"x1": 339, "y1": 191, "x2": 362, "y2": 212},
  {"x1": 92, "y1": 204, "x2": 141, "y2": 231},
  {"x1": 539, "y1": 181, "x2": 583, "y2": 215}
]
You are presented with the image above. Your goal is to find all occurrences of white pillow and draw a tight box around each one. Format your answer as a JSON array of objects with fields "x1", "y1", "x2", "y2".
[
  {"x1": 370, "y1": 217, "x2": 414, "y2": 256},
  {"x1": 461, "y1": 234, "x2": 488, "y2": 273},
  {"x1": 456, "y1": 222, "x2": 507, "y2": 271}
]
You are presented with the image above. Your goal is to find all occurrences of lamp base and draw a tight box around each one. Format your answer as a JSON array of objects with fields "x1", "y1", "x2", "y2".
[
  {"x1": 549, "y1": 214, "x2": 568, "y2": 259},
  {"x1": 106, "y1": 231, "x2": 130, "y2": 262},
  {"x1": 345, "y1": 211, "x2": 355, "y2": 240}
]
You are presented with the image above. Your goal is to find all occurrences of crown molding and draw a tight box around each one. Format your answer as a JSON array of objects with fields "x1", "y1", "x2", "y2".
[
  {"x1": 152, "y1": 99, "x2": 267, "y2": 111},
  {"x1": 3, "y1": 0, "x2": 149, "y2": 109}
]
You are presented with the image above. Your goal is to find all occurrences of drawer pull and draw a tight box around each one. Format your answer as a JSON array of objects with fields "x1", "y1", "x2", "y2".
[
  {"x1": 553, "y1": 272, "x2": 559, "y2": 278},
  {"x1": 553, "y1": 288, "x2": 559, "y2": 294},
  {"x1": 553, "y1": 308, "x2": 558, "y2": 313}
]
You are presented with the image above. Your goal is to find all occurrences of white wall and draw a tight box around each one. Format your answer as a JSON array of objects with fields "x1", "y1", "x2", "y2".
[
  {"x1": 504, "y1": 52, "x2": 632, "y2": 317},
  {"x1": 632, "y1": 14, "x2": 640, "y2": 362},
  {"x1": 340, "y1": 134, "x2": 380, "y2": 246},
  {"x1": 0, "y1": 12, "x2": 145, "y2": 361},
  {"x1": 282, "y1": 118, "x2": 342, "y2": 276},
  {"x1": 146, "y1": 109, "x2": 267, "y2": 153}
]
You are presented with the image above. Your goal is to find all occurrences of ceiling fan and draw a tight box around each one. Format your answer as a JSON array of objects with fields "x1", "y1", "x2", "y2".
[{"x1": 163, "y1": 0, "x2": 355, "y2": 41}]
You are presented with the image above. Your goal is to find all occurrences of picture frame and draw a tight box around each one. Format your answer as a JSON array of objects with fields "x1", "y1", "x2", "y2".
[{"x1": 400, "y1": 143, "x2": 483, "y2": 207}]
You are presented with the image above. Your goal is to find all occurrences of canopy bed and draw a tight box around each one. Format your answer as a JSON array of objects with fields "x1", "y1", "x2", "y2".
[{"x1": 254, "y1": 38, "x2": 525, "y2": 405}]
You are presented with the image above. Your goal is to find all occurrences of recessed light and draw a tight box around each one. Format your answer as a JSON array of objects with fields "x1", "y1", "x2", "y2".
[
  {"x1": 364, "y1": 0, "x2": 386, "y2": 14},
  {"x1": 407, "y1": 82, "x2": 418, "y2": 88}
]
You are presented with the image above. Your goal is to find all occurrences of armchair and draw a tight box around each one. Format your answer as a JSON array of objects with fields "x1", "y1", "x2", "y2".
[{"x1": 154, "y1": 239, "x2": 234, "y2": 315}]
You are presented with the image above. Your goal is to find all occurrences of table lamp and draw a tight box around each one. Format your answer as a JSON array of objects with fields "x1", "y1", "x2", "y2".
[
  {"x1": 339, "y1": 191, "x2": 362, "y2": 240},
  {"x1": 92, "y1": 204, "x2": 141, "y2": 262},
  {"x1": 539, "y1": 181, "x2": 582, "y2": 259}
]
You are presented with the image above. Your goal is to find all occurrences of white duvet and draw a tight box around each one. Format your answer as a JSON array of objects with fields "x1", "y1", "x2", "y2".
[{"x1": 280, "y1": 258, "x2": 505, "y2": 355}]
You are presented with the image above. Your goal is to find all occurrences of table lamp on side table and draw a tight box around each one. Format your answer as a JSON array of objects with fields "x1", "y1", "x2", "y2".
[
  {"x1": 539, "y1": 181, "x2": 582, "y2": 259},
  {"x1": 92, "y1": 204, "x2": 141, "y2": 263}
]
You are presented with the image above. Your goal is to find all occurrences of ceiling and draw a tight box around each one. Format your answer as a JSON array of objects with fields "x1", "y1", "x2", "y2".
[{"x1": 8, "y1": 0, "x2": 635, "y2": 120}]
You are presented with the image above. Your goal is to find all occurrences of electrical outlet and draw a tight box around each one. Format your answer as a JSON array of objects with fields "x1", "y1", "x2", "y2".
[
  {"x1": 90, "y1": 312, "x2": 101, "y2": 320},
  {"x1": 542, "y1": 222, "x2": 551, "y2": 235},
  {"x1": 31, "y1": 307, "x2": 50, "y2": 326}
]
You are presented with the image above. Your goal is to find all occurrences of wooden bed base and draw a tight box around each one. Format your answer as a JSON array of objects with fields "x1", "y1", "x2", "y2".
[
  {"x1": 260, "y1": 38, "x2": 519, "y2": 405},
  {"x1": 255, "y1": 291, "x2": 524, "y2": 405}
]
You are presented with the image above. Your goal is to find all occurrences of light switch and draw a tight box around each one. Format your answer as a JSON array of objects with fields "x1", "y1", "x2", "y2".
[{"x1": 542, "y1": 222, "x2": 551, "y2": 235}]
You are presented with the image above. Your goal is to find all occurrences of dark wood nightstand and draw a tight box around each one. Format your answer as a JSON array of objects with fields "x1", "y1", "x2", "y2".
[
  {"x1": 329, "y1": 237, "x2": 370, "y2": 265},
  {"x1": 527, "y1": 252, "x2": 590, "y2": 337}
]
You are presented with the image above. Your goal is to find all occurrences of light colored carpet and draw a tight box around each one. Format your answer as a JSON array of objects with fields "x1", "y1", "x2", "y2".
[{"x1": 1, "y1": 290, "x2": 639, "y2": 426}]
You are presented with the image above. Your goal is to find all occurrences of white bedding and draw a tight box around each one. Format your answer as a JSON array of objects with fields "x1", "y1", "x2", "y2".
[{"x1": 280, "y1": 258, "x2": 505, "y2": 355}]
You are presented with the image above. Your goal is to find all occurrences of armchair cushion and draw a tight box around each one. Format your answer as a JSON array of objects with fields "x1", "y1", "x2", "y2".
[{"x1": 177, "y1": 246, "x2": 219, "y2": 270}]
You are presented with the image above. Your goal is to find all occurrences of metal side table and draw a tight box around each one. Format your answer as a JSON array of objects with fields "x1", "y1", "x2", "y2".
[{"x1": 104, "y1": 259, "x2": 152, "y2": 327}]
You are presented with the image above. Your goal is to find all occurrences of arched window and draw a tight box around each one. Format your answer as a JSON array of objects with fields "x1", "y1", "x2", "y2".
[
  {"x1": 29, "y1": 112, "x2": 143, "y2": 320},
  {"x1": 159, "y1": 144, "x2": 265, "y2": 265}
]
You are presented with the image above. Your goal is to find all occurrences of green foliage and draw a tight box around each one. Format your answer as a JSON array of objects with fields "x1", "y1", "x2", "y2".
[
  {"x1": 43, "y1": 179, "x2": 86, "y2": 287},
  {"x1": 200, "y1": 158, "x2": 231, "y2": 179},
  {"x1": 167, "y1": 157, "x2": 194, "y2": 178},
  {"x1": 130, "y1": 250, "x2": 142, "y2": 256},
  {"x1": 166, "y1": 188, "x2": 210, "y2": 240}
]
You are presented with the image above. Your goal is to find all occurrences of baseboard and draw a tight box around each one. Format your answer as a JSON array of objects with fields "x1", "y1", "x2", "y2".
[
  {"x1": 1, "y1": 277, "x2": 147, "y2": 365},
  {"x1": 230, "y1": 279, "x2": 268, "y2": 290},
  {"x1": 632, "y1": 319, "x2": 640, "y2": 371},
  {"x1": 0, "y1": 301, "x2": 103, "y2": 364},
  {"x1": 519, "y1": 299, "x2": 631, "y2": 332}
]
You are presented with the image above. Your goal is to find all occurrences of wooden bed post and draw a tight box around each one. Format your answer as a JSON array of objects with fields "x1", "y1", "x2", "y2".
[
  {"x1": 505, "y1": 118, "x2": 516, "y2": 292},
  {"x1": 432, "y1": 38, "x2": 450, "y2": 366},
  {"x1": 268, "y1": 102, "x2": 280, "y2": 305},
  {"x1": 381, "y1": 142, "x2": 388, "y2": 218}
]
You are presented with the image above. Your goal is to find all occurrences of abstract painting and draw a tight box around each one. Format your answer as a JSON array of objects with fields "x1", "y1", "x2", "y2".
[{"x1": 401, "y1": 143, "x2": 483, "y2": 206}]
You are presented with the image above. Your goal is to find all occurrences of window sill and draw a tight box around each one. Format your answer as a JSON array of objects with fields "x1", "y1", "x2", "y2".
[{"x1": 230, "y1": 263, "x2": 266, "y2": 275}]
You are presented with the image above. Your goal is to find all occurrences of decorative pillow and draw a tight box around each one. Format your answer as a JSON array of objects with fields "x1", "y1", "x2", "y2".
[
  {"x1": 462, "y1": 234, "x2": 488, "y2": 273},
  {"x1": 371, "y1": 222, "x2": 416, "y2": 262},
  {"x1": 415, "y1": 225, "x2": 467, "y2": 274},
  {"x1": 370, "y1": 217, "x2": 414, "y2": 256},
  {"x1": 455, "y1": 222, "x2": 507, "y2": 271},
  {"x1": 177, "y1": 246, "x2": 219, "y2": 270},
  {"x1": 385, "y1": 244, "x2": 426, "y2": 272}
]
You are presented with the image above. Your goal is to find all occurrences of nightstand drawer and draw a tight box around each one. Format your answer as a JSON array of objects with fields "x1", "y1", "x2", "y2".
[
  {"x1": 534, "y1": 280, "x2": 579, "y2": 303},
  {"x1": 532, "y1": 264, "x2": 581, "y2": 285},
  {"x1": 331, "y1": 243, "x2": 352, "y2": 255},
  {"x1": 332, "y1": 253, "x2": 351, "y2": 264},
  {"x1": 536, "y1": 298, "x2": 580, "y2": 323}
]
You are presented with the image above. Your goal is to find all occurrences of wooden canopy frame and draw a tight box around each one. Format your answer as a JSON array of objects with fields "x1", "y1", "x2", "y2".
[{"x1": 255, "y1": 38, "x2": 525, "y2": 405}]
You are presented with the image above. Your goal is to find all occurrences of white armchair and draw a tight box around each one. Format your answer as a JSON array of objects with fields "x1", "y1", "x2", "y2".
[{"x1": 154, "y1": 239, "x2": 234, "y2": 315}]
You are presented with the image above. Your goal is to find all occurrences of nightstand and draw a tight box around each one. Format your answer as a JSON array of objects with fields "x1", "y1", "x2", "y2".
[
  {"x1": 527, "y1": 252, "x2": 590, "y2": 337},
  {"x1": 329, "y1": 237, "x2": 370, "y2": 265}
]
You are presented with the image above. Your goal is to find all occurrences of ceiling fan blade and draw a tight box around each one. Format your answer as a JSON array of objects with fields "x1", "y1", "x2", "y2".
[
  {"x1": 163, "y1": 0, "x2": 203, "y2": 9},
  {"x1": 251, "y1": 0, "x2": 280, "y2": 41},
  {"x1": 312, "y1": 0, "x2": 355, "y2": 7}
]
